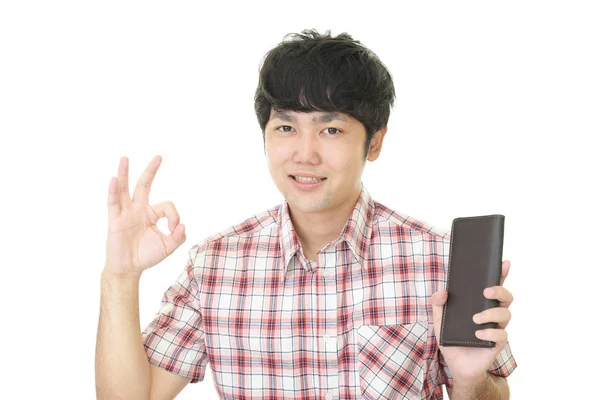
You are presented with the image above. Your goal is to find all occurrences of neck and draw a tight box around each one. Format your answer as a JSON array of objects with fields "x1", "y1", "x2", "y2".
[{"x1": 289, "y1": 190, "x2": 360, "y2": 261}]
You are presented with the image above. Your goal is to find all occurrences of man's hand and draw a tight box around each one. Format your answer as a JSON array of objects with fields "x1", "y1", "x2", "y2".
[
  {"x1": 431, "y1": 260, "x2": 513, "y2": 387},
  {"x1": 105, "y1": 155, "x2": 187, "y2": 278}
]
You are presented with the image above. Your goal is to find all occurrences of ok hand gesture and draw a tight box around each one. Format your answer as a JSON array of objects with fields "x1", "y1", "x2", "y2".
[{"x1": 104, "y1": 156, "x2": 186, "y2": 278}]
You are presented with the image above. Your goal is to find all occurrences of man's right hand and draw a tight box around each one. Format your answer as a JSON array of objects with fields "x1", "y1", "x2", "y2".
[{"x1": 104, "y1": 155, "x2": 186, "y2": 278}]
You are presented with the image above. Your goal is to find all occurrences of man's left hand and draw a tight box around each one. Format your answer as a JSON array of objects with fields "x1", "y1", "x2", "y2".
[{"x1": 431, "y1": 260, "x2": 513, "y2": 386}]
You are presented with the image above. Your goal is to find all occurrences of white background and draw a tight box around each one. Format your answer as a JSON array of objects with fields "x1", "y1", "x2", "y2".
[{"x1": 1, "y1": 1, "x2": 598, "y2": 398}]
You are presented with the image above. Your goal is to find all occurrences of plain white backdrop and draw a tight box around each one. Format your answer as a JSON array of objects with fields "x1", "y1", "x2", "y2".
[{"x1": 1, "y1": 1, "x2": 598, "y2": 398}]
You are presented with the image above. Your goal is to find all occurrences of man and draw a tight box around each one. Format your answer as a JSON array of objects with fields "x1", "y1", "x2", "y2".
[{"x1": 96, "y1": 29, "x2": 516, "y2": 399}]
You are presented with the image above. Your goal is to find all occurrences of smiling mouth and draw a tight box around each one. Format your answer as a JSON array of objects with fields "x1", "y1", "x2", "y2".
[{"x1": 290, "y1": 175, "x2": 326, "y2": 183}]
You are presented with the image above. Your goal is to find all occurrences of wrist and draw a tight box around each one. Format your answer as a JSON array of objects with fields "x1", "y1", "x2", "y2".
[
  {"x1": 451, "y1": 371, "x2": 489, "y2": 396},
  {"x1": 101, "y1": 267, "x2": 143, "y2": 288}
]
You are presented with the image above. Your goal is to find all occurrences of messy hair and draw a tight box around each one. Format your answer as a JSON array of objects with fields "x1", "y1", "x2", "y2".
[{"x1": 254, "y1": 29, "x2": 396, "y2": 156}]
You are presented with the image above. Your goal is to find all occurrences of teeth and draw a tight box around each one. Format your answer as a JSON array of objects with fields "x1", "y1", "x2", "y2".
[{"x1": 294, "y1": 176, "x2": 324, "y2": 183}]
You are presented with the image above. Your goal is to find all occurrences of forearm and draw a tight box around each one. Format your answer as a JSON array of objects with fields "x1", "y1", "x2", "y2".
[
  {"x1": 449, "y1": 372, "x2": 509, "y2": 400},
  {"x1": 95, "y1": 268, "x2": 151, "y2": 400}
]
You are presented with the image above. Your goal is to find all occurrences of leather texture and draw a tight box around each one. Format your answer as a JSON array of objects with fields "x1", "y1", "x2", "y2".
[{"x1": 440, "y1": 214, "x2": 505, "y2": 348}]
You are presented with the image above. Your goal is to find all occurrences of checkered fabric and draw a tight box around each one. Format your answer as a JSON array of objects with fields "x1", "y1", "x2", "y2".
[{"x1": 141, "y1": 184, "x2": 517, "y2": 399}]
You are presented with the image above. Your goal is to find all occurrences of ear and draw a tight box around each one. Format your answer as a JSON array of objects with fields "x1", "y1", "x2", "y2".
[{"x1": 366, "y1": 126, "x2": 388, "y2": 162}]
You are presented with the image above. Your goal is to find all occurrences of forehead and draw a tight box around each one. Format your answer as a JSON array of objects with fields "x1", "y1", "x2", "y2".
[{"x1": 268, "y1": 109, "x2": 355, "y2": 125}]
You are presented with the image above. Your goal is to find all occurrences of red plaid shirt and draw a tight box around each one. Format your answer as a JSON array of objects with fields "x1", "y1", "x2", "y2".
[{"x1": 142, "y1": 184, "x2": 517, "y2": 399}]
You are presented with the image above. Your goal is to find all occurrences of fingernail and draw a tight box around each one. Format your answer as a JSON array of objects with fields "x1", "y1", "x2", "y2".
[
  {"x1": 475, "y1": 330, "x2": 484, "y2": 339},
  {"x1": 473, "y1": 314, "x2": 483, "y2": 323},
  {"x1": 485, "y1": 288, "x2": 495, "y2": 297}
]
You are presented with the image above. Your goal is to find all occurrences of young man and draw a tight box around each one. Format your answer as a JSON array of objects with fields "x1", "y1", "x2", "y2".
[{"x1": 96, "y1": 29, "x2": 516, "y2": 399}]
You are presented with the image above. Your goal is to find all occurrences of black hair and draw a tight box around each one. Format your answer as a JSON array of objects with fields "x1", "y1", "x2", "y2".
[{"x1": 254, "y1": 29, "x2": 396, "y2": 157}]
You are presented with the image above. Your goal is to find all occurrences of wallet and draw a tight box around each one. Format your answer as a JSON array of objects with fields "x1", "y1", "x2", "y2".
[{"x1": 439, "y1": 214, "x2": 505, "y2": 348}]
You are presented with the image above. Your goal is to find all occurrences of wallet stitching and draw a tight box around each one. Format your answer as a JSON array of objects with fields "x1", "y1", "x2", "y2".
[{"x1": 440, "y1": 214, "x2": 502, "y2": 346}]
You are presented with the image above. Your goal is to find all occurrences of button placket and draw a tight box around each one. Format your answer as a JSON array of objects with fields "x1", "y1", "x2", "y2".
[{"x1": 321, "y1": 250, "x2": 338, "y2": 397}]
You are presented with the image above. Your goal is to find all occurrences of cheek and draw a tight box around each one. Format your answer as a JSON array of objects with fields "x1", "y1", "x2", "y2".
[
  {"x1": 327, "y1": 147, "x2": 362, "y2": 173},
  {"x1": 265, "y1": 140, "x2": 288, "y2": 168}
]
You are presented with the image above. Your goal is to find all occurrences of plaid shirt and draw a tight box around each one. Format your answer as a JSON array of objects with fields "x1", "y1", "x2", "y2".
[{"x1": 142, "y1": 184, "x2": 517, "y2": 399}]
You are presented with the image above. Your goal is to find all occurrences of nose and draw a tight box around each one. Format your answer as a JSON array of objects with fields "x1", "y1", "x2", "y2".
[{"x1": 292, "y1": 132, "x2": 321, "y2": 165}]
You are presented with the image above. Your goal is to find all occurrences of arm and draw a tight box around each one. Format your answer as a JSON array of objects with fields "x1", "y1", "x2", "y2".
[
  {"x1": 96, "y1": 156, "x2": 191, "y2": 399},
  {"x1": 95, "y1": 269, "x2": 152, "y2": 399},
  {"x1": 95, "y1": 268, "x2": 192, "y2": 400},
  {"x1": 447, "y1": 373, "x2": 509, "y2": 399}
]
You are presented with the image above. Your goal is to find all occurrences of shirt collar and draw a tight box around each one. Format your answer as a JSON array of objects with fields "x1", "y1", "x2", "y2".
[{"x1": 278, "y1": 183, "x2": 373, "y2": 280}]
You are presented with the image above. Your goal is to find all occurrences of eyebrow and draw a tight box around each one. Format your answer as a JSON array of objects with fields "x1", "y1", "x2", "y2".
[{"x1": 271, "y1": 110, "x2": 349, "y2": 124}]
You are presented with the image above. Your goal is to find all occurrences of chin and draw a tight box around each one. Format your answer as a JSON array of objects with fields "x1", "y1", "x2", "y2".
[{"x1": 287, "y1": 197, "x2": 328, "y2": 214}]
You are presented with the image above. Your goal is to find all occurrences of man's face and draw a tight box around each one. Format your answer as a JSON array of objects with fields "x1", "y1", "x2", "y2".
[{"x1": 264, "y1": 108, "x2": 386, "y2": 216}]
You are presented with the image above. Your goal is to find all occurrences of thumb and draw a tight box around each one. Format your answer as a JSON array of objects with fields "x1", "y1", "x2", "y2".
[
  {"x1": 163, "y1": 223, "x2": 187, "y2": 256},
  {"x1": 431, "y1": 290, "x2": 448, "y2": 339},
  {"x1": 431, "y1": 289, "x2": 448, "y2": 308}
]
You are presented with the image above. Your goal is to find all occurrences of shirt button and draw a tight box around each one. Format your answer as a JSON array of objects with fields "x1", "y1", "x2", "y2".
[
  {"x1": 323, "y1": 334, "x2": 331, "y2": 343},
  {"x1": 325, "y1": 393, "x2": 333, "y2": 400},
  {"x1": 321, "y1": 268, "x2": 330, "y2": 278}
]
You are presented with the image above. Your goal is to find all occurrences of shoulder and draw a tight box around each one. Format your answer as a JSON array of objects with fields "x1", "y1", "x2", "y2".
[
  {"x1": 188, "y1": 204, "x2": 281, "y2": 262},
  {"x1": 369, "y1": 201, "x2": 452, "y2": 279},
  {"x1": 371, "y1": 200, "x2": 451, "y2": 244}
]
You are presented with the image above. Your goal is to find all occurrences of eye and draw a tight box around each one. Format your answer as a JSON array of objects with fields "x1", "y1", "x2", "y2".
[
  {"x1": 324, "y1": 127, "x2": 341, "y2": 135},
  {"x1": 274, "y1": 126, "x2": 342, "y2": 135},
  {"x1": 276, "y1": 125, "x2": 293, "y2": 133}
]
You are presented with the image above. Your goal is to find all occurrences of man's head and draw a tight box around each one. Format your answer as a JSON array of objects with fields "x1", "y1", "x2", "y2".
[
  {"x1": 254, "y1": 29, "x2": 396, "y2": 216},
  {"x1": 254, "y1": 29, "x2": 396, "y2": 157}
]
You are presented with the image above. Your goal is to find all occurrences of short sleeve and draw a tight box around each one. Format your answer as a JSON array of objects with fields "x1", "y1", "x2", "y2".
[
  {"x1": 141, "y1": 246, "x2": 208, "y2": 383},
  {"x1": 439, "y1": 341, "x2": 518, "y2": 387}
]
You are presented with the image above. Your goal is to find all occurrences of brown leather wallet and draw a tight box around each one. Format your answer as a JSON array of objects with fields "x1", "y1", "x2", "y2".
[{"x1": 439, "y1": 214, "x2": 505, "y2": 348}]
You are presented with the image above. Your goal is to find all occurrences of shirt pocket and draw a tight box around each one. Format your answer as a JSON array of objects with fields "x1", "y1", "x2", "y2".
[{"x1": 356, "y1": 321, "x2": 428, "y2": 400}]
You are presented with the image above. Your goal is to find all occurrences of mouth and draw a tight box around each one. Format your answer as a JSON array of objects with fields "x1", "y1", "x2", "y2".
[
  {"x1": 289, "y1": 175, "x2": 326, "y2": 184},
  {"x1": 288, "y1": 175, "x2": 327, "y2": 191}
]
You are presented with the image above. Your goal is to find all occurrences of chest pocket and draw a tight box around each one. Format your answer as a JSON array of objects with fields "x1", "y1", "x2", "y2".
[{"x1": 356, "y1": 321, "x2": 428, "y2": 400}]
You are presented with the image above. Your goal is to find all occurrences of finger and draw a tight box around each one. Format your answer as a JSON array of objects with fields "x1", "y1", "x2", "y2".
[
  {"x1": 499, "y1": 260, "x2": 511, "y2": 286},
  {"x1": 118, "y1": 156, "x2": 132, "y2": 205},
  {"x1": 484, "y1": 286, "x2": 514, "y2": 307},
  {"x1": 132, "y1": 155, "x2": 162, "y2": 205},
  {"x1": 162, "y1": 223, "x2": 187, "y2": 256},
  {"x1": 151, "y1": 201, "x2": 180, "y2": 231},
  {"x1": 107, "y1": 176, "x2": 121, "y2": 220},
  {"x1": 431, "y1": 290, "x2": 448, "y2": 307},
  {"x1": 475, "y1": 328, "x2": 508, "y2": 345},
  {"x1": 430, "y1": 290, "x2": 448, "y2": 340},
  {"x1": 430, "y1": 291, "x2": 448, "y2": 319},
  {"x1": 473, "y1": 307, "x2": 511, "y2": 329}
]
